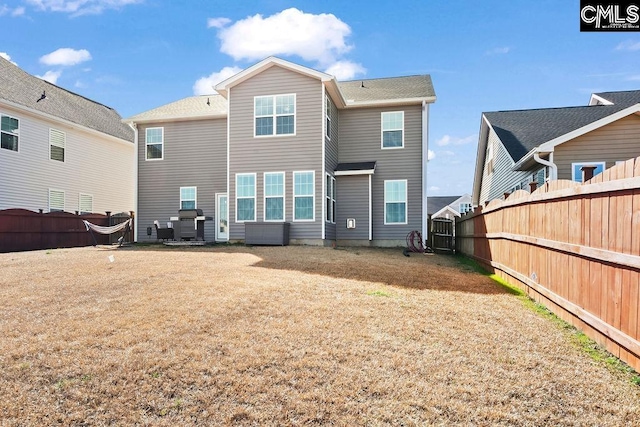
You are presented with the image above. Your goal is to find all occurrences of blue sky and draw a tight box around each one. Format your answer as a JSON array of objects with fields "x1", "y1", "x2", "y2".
[{"x1": 2, "y1": 0, "x2": 640, "y2": 195}]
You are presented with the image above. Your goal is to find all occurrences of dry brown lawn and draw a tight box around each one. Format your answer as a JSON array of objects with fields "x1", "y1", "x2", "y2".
[{"x1": 0, "y1": 245, "x2": 639, "y2": 426}]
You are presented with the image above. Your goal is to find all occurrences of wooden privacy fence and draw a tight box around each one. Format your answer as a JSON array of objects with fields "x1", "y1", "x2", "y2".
[
  {"x1": 0, "y1": 209, "x2": 134, "y2": 253},
  {"x1": 456, "y1": 156, "x2": 640, "y2": 372}
]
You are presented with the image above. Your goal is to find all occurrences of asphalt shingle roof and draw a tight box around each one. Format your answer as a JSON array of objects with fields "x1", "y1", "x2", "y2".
[
  {"x1": 338, "y1": 75, "x2": 435, "y2": 103},
  {"x1": 125, "y1": 95, "x2": 227, "y2": 122},
  {"x1": 335, "y1": 161, "x2": 377, "y2": 172},
  {"x1": 484, "y1": 90, "x2": 640, "y2": 162},
  {"x1": 0, "y1": 56, "x2": 133, "y2": 142},
  {"x1": 427, "y1": 196, "x2": 460, "y2": 215}
]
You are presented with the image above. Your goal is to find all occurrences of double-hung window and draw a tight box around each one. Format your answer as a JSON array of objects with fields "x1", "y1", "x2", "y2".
[
  {"x1": 49, "y1": 189, "x2": 65, "y2": 212},
  {"x1": 264, "y1": 172, "x2": 285, "y2": 221},
  {"x1": 325, "y1": 174, "x2": 335, "y2": 223},
  {"x1": 384, "y1": 180, "x2": 407, "y2": 224},
  {"x1": 1, "y1": 114, "x2": 19, "y2": 152},
  {"x1": 255, "y1": 94, "x2": 295, "y2": 136},
  {"x1": 50, "y1": 128, "x2": 65, "y2": 162},
  {"x1": 381, "y1": 111, "x2": 404, "y2": 148},
  {"x1": 293, "y1": 171, "x2": 314, "y2": 221},
  {"x1": 180, "y1": 187, "x2": 197, "y2": 209},
  {"x1": 325, "y1": 95, "x2": 332, "y2": 139},
  {"x1": 236, "y1": 173, "x2": 256, "y2": 222},
  {"x1": 145, "y1": 127, "x2": 163, "y2": 160},
  {"x1": 79, "y1": 193, "x2": 93, "y2": 214},
  {"x1": 571, "y1": 161, "x2": 605, "y2": 183}
]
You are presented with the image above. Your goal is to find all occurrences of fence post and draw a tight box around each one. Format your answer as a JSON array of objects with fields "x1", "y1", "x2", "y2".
[
  {"x1": 581, "y1": 165, "x2": 597, "y2": 183},
  {"x1": 529, "y1": 182, "x2": 537, "y2": 192}
]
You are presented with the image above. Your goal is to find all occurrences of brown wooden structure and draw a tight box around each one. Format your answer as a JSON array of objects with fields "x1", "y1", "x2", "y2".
[{"x1": 456, "y1": 156, "x2": 640, "y2": 372}]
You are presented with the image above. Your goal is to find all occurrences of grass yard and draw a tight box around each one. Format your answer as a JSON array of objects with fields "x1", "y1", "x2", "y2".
[{"x1": 0, "y1": 245, "x2": 639, "y2": 426}]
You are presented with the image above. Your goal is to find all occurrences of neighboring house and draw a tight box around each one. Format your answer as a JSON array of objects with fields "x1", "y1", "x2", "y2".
[
  {"x1": 473, "y1": 90, "x2": 640, "y2": 206},
  {"x1": 427, "y1": 194, "x2": 473, "y2": 220},
  {"x1": 0, "y1": 57, "x2": 134, "y2": 214},
  {"x1": 125, "y1": 56, "x2": 436, "y2": 246}
]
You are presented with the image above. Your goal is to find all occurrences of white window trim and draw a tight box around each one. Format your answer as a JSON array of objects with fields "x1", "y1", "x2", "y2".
[
  {"x1": 263, "y1": 172, "x2": 285, "y2": 222},
  {"x1": 325, "y1": 173, "x2": 336, "y2": 224},
  {"x1": 79, "y1": 193, "x2": 93, "y2": 214},
  {"x1": 1, "y1": 113, "x2": 20, "y2": 153},
  {"x1": 236, "y1": 173, "x2": 256, "y2": 223},
  {"x1": 49, "y1": 128, "x2": 66, "y2": 162},
  {"x1": 48, "y1": 188, "x2": 65, "y2": 213},
  {"x1": 325, "y1": 95, "x2": 332, "y2": 140},
  {"x1": 293, "y1": 170, "x2": 315, "y2": 222},
  {"x1": 384, "y1": 179, "x2": 408, "y2": 225},
  {"x1": 571, "y1": 161, "x2": 606, "y2": 182},
  {"x1": 180, "y1": 186, "x2": 197, "y2": 210},
  {"x1": 381, "y1": 111, "x2": 404, "y2": 149},
  {"x1": 145, "y1": 127, "x2": 164, "y2": 161},
  {"x1": 254, "y1": 94, "x2": 297, "y2": 138}
]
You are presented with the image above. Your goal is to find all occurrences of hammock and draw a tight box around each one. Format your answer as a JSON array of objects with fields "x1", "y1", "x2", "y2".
[{"x1": 82, "y1": 218, "x2": 132, "y2": 247}]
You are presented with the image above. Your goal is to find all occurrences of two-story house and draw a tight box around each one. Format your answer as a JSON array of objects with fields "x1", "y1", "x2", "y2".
[
  {"x1": 0, "y1": 56, "x2": 134, "y2": 214},
  {"x1": 473, "y1": 90, "x2": 640, "y2": 206},
  {"x1": 125, "y1": 57, "x2": 436, "y2": 246}
]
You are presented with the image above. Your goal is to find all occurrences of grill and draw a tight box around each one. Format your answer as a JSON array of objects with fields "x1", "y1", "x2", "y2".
[{"x1": 177, "y1": 209, "x2": 205, "y2": 241}]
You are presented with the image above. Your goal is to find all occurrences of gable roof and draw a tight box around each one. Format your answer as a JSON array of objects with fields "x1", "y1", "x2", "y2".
[
  {"x1": 427, "y1": 196, "x2": 461, "y2": 215},
  {"x1": 0, "y1": 56, "x2": 133, "y2": 142},
  {"x1": 339, "y1": 75, "x2": 436, "y2": 106},
  {"x1": 591, "y1": 89, "x2": 640, "y2": 106},
  {"x1": 125, "y1": 95, "x2": 227, "y2": 124}
]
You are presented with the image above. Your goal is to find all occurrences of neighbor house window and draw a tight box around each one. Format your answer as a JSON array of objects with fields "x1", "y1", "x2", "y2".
[
  {"x1": 49, "y1": 189, "x2": 65, "y2": 212},
  {"x1": 145, "y1": 127, "x2": 163, "y2": 160},
  {"x1": 180, "y1": 187, "x2": 197, "y2": 209},
  {"x1": 381, "y1": 111, "x2": 404, "y2": 148},
  {"x1": 79, "y1": 193, "x2": 93, "y2": 214},
  {"x1": 255, "y1": 94, "x2": 295, "y2": 136},
  {"x1": 571, "y1": 161, "x2": 605, "y2": 183},
  {"x1": 1, "y1": 114, "x2": 19, "y2": 152},
  {"x1": 459, "y1": 203, "x2": 472, "y2": 214},
  {"x1": 264, "y1": 172, "x2": 284, "y2": 221},
  {"x1": 325, "y1": 95, "x2": 332, "y2": 139},
  {"x1": 325, "y1": 174, "x2": 335, "y2": 223},
  {"x1": 535, "y1": 168, "x2": 546, "y2": 186},
  {"x1": 384, "y1": 180, "x2": 407, "y2": 224},
  {"x1": 293, "y1": 171, "x2": 314, "y2": 221},
  {"x1": 236, "y1": 173, "x2": 256, "y2": 222},
  {"x1": 50, "y1": 128, "x2": 65, "y2": 162}
]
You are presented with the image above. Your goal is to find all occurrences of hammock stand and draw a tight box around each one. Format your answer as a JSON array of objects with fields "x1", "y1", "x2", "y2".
[{"x1": 82, "y1": 218, "x2": 132, "y2": 247}]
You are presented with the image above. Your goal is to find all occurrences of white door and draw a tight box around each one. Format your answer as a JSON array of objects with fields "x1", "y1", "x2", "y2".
[{"x1": 216, "y1": 193, "x2": 229, "y2": 241}]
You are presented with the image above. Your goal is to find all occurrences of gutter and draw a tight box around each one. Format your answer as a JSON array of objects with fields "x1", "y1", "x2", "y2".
[
  {"x1": 421, "y1": 100, "x2": 429, "y2": 245},
  {"x1": 534, "y1": 151, "x2": 557, "y2": 180}
]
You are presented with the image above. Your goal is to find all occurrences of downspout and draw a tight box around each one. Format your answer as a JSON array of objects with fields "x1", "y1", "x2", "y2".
[
  {"x1": 421, "y1": 100, "x2": 429, "y2": 245},
  {"x1": 128, "y1": 122, "x2": 139, "y2": 242},
  {"x1": 533, "y1": 151, "x2": 558, "y2": 181}
]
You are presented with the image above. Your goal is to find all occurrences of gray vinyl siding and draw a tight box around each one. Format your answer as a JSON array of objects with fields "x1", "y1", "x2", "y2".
[
  {"x1": 0, "y1": 103, "x2": 134, "y2": 213},
  {"x1": 338, "y1": 105, "x2": 422, "y2": 242},
  {"x1": 228, "y1": 65, "x2": 323, "y2": 241},
  {"x1": 336, "y1": 175, "x2": 369, "y2": 241},
  {"x1": 137, "y1": 118, "x2": 227, "y2": 242},
  {"x1": 324, "y1": 92, "x2": 340, "y2": 241},
  {"x1": 554, "y1": 114, "x2": 640, "y2": 180}
]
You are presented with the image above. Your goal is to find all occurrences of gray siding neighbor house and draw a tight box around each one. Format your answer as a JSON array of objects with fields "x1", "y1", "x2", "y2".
[
  {"x1": 473, "y1": 90, "x2": 640, "y2": 206},
  {"x1": 0, "y1": 56, "x2": 134, "y2": 214},
  {"x1": 126, "y1": 57, "x2": 436, "y2": 246}
]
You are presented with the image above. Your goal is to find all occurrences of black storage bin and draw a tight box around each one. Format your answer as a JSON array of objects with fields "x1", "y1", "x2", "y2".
[{"x1": 244, "y1": 222, "x2": 290, "y2": 245}]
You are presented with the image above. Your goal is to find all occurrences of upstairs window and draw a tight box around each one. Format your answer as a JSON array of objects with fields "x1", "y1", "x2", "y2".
[
  {"x1": 381, "y1": 111, "x2": 404, "y2": 148},
  {"x1": 50, "y1": 128, "x2": 65, "y2": 162},
  {"x1": 180, "y1": 187, "x2": 197, "y2": 209},
  {"x1": 1, "y1": 114, "x2": 19, "y2": 152},
  {"x1": 255, "y1": 94, "x2": 295, "y2": 136},
  {"x1": 145, "y1": 127, "x2": 163, "y2": 160},
  {"x1": 264, "y1": 172, "x2": 285, "y2": 221}
]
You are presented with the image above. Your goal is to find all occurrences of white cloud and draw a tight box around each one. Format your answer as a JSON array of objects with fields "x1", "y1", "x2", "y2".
[
  {"x1": 442, "y1": 150, "x2": 456, "y2": 156},
  {"x1": 193, "y1": 66, "x2": 242, "y2": 95},
  {"x1": 207, "y1": 17, "x2": 231, "y2": 29},
  {"x1": 486, "y1": 46, "x2": 511, "y2": 55},
  {"x1": 627, "y1": 75, "x2": 640, "y2": 81},
  {"x1": 25, "y1": 0, "x2": 141, "y2": 16},
  {"x1": 428, "y1": 186, "x2": 440, "y2": 192},
  {"x1": 40, "y1": 48, "x2": 92, "y2": 66},
  {"x1": 217, "y1": 8, "x2": 353, "y2": 65},
  {"x1": 0, "y1": 4, "x2": 24, "y2": 16},
  {"x1": 324, "y1": 60, "x2": 365, "y2": 80},
  {"x1": 37, "y1": 70, "x2": 62, "y2": 84},
  {"x1": 0, "y1": 52, "x2": 17, "y2": 65},
  {"x1": 428, "y1": 149, "x2": 435, "y2": 161},
  {"x1": 615, "y1": 40, "x2": 640, "y2": 51},
  {"x1": 436, "y1": 134, "x2": 477, "y2": 147},
  {"x1": 12, "y1": 6, "x2": 25, "y2": 16}
]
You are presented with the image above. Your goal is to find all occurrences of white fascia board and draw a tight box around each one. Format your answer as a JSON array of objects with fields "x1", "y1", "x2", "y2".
[
  {"x1": 432, "y1": 205, "x2": 460, "y2": 219},
  {"x1": 343, "y1": 96, "x2": 436, "y2": 109},
  {"x1": 0, "y1": 99, "x2": 132, "y2": 147},
  {"x1": 123, "y1": 113, "x2": 227, "y2": 125},
  {"x1": 589, "y1": 94, "x2": 614, "y2": 106},
  {"x1": 471, "y1": 115, "x2": 491, "y2": 205},
  {"x1": 334, "y1": 169, "x2": 375, "y2": 176},
  {"x1": 215, "y1": 56, "x2": 333, "y2": 97},
  {"x1": 511, "y1": 147, "x2": 542, "y2": 171},
  {"x1": 537, "y1": 103, "x2": 640, "y2": 152}
]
